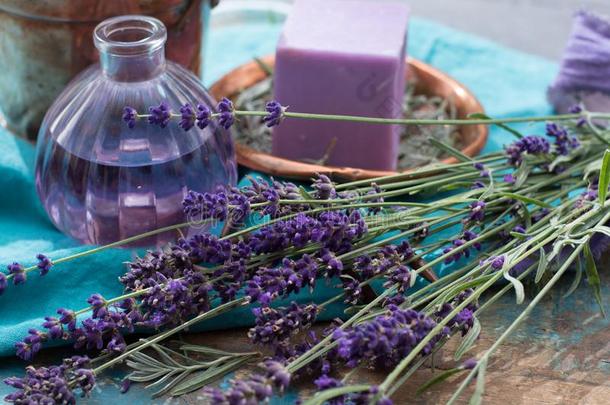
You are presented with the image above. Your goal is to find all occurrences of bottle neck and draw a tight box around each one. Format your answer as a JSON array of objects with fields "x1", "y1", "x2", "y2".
[
  {"x1": 94, "y1": 15, "x2": 167, "y2": 83},
  {"x1": 100, "y1": 48, "x2": 166, "y2": 82}
]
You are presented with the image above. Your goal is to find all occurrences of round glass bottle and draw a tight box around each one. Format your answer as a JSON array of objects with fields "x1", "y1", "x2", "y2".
[{"x1": 35, "y1": 15, "x2": 237, "y2": 246}]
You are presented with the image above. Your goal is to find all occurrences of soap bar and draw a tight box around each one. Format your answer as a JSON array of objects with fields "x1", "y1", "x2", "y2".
[{"x1": 272, "y1": 0, "x2": 409, "y2": 171}]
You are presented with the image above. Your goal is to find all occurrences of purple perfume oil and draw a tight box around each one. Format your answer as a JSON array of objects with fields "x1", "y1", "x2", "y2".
[{"x1": 35, "y1": 15, "x2": 237, "y2": 246}]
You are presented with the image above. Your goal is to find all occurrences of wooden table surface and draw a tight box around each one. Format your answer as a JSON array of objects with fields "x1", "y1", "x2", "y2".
[{"x1": 2, "y1": 265, "x2": 609, "y2": 405}]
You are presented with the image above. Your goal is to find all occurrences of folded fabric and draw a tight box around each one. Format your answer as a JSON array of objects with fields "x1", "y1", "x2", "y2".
[
  {"x1": 548, "y1": 10, "x2": 610, "y2": 113},
  {"x1": 0, "y1": 16, "x2": 557, "y2": 361}
]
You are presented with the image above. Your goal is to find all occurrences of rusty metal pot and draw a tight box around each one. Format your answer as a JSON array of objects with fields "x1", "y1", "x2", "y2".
[{"x1": 0, "y1": 0, "x2": 216, "y2": 139}]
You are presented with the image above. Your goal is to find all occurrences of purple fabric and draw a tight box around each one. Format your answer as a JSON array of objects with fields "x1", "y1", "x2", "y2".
[{"x1": 548, "y1": 11, "x2": 610, "y2": 112}]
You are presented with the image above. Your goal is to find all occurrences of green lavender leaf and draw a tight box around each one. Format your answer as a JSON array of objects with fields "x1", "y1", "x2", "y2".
[
  {"x1": 469, "y1": 356, "x2": 488, "y2": 405},
  {"x1": 428, "y1": 138, "x2": 473, "y2": 162},
  {"x1": 590, "y1": 225, "x2": 610, "y2": 238},
  {"x1": 514, "y1": 163, "x2": 531, "y2": 188},
  {"x1": 583, "y1": 242, "x2": 606, "y2": 317},
  {"x1": 179, "y1": 344, "x2": 243, "y2": 357},
  {"x1": 468, "y1": 113, "x2": 524, "y2": 139},
  {"x1": 503, "y1": 254, "x2": 525, "y2": 305},
  {"x1": 416, "y1": 368, "x2": 463, "y2": 396},
  {"x1": 498, "y1": 192, "x2": 551, "y2": 208},
  {"x1": 454, "y1": 317, "x2": 481, "y2": 360},
  {"x1": 169, "y1": 356, "x2": 252, "y2": 396},
  {"x1": 480, "y1": 169, "x2": 495, "y2": 200},
  {"x1": 599, "y1": 149, "x2": 610, "y2": 205},
  {"x1": 299, "y1": 186, "x2": 315, "y2": 201},
  {"x1": 534, "y1": 248, "x2": 548, "y2": 284}
]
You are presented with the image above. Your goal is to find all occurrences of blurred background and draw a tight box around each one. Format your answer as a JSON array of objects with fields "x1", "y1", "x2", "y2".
[{"x1": 218, "y1": 0, "x2": 609, "y2": 60}]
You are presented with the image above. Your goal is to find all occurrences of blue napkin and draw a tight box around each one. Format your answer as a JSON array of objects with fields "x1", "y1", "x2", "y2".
[{"x1": 0, "y1": 16, "x2": 557, "y2": 364}]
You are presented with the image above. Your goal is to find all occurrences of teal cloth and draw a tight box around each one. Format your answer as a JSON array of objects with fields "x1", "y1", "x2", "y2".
[{"x1": 0, "y1": 16, "x2": 558, "y2": 364}]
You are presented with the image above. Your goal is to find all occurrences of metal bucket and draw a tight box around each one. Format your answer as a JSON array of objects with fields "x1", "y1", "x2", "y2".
[{"x1": 0, "y1": 0, "x2": 215, "y2": 139}]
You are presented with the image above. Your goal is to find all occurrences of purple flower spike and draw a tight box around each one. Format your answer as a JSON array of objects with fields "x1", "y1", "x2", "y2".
[
  {"x1": 505, "y1": 135, "x2": 550, "y2": 166},
  {"x1": 7, "y1": 263, "x2": 25, "y2": 285},
  {"x1": 36, "y1": 254, "x2": 52, "y2": 276},
  {"x1": 196, "y1": 104, "x2": 211, "y2": 129},
  {"x1": 262, "y1": 101, "x2": 286, "y2": 127},
  {"x1": 178, "y1": 103, "x2": 196, "y2": 131},
  {"x1": 87, "y1": 294, "x2": 107, "y2": 318},
  {"x1": 489, "y1": 255, "x2": 505, "y2": 270},
  {"x1": 312, "y1": 173, "x2": 336, "y2": 200},
  {"x1": 4, "y1": 358, "x2": 94, "y2": 403},
  {"x1": 0, "y1": 273, "x2": 6, "y2": 295},
  {"x1": 313, "y1": 375, "x2": 345, "y2": 405},
  {"x1": 377, "y1": 397, "x2": 394, "y2": 405},
  {"x1": 148, "y1": 102, "x2": 171, "y2": 128},
  {"x1": 264, "y1": 360, "x2": 291, "y2": 391},
  {"x1": 122, "y1": 106, "x2": 137, "y2": 129},
  {"x1": 503, "y1": 173, "x2": 516, "y2": 184},
  {"x1": 57, "y1": 308, "x2": 77, "y2": 331},
  {"x1": 217, "y1": 97, "x2": 235, "y2": 129},
  {"x1": 462, "y1": 358, "x2": 478, "y2": 370},
  {"x1": 468, "y1": 201, "x2": 486, "y2": 222}
]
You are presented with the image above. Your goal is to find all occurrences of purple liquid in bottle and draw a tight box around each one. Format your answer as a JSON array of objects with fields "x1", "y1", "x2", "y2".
[{"x1": 35, "y1": 16, "x2": 237, "y2": 246}]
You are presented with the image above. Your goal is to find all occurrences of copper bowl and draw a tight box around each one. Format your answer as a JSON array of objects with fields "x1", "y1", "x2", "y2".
[{"x1": 210, "y1": 55, "x2": 488, "y2": 181}]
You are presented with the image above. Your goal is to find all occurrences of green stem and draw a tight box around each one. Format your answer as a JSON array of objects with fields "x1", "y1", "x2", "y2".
[
  {"x1": 92, "y1": 297, "x2": 248, "y2": 375},
  {"x1": 235, "y1": 110, "x2": 602, "y2": 126}
]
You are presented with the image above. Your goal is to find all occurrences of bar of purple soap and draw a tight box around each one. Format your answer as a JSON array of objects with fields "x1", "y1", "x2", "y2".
[{"x1": 272, "y1": 0, "x2": 409, "y2": 171}]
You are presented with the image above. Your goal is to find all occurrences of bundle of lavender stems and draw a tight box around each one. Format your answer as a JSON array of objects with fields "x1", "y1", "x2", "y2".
[{"x1": 3, "y1": 99, "x2": 610, "y2": 405}]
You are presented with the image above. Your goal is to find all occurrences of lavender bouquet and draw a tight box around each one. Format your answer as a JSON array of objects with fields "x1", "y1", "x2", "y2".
[{"x1": 3, "y1": 99, "x2": 610, "y2": 404}]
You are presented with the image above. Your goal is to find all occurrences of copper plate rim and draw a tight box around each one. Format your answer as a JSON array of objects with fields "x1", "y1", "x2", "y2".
[{"x1": 210, "y1": 55, "x2": 488, "y2": 181}]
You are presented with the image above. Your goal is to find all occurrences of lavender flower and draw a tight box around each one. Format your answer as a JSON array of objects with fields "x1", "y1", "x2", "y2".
[
  {"x1": 332, "y1": 305, "x2": 447, "y2": 368},
  {"x1": 472, "y1": 180, "x2": 486, "y2": 189},
  {"x1": 87, "y1": 294, "x2": 108, "y2": 319},
  {"x1": 248, "y1": 302, "x2": 318, "y2": 347},
  {"x1": 312, "y1": 173, "x2": 336, "y2": 200},
  {"x1": 42, "y1": 317, "x2": 63, "y2": 340},
  {"x1": 503, "y1": 173, "x2": 516, "y2": 184},
  {"x1": 182, "y1": 189, "x2": 229, "y2": 221},
  {"x1": 196, "y1": 104, "x2": 212, "y2": 129},
  {"x1": 217, "y1": 97, "x2": 235, "y2": 129},
  {"x1": 575, "y1": 181, "x2": 598, "y2": 208},
  {"x1": 7, "y1": 262, "x2": 25, "y2": 285},
  {"x1": 262, "y1": 101, "x2": 286, "y2": 127},
  {"x1": 264, "y1": 360, "x2": 291, "y2": 391},
  {"x1": 57, "y1": 308, "x2": 77, "y2": 331},
  {"x1": 462, "y1": 358, "x2": 477, "y2": 370},
  {"x1": 206, "y1": 374, "x2": 273, "y2": 405},
  {"x1": 342, "y1": 278, "x2": 363, "y2": 305},
  {"x1": 4, "y1": 357, "x2": 94, "y2": 404},
  {"x1": 569, "y1": 104, "x2": 587, "y2": 127},
  {"x1": 442, "y1": 231, "x2": 482, "y2": 265},
  {"x1": 383, "y1": 265, "x2": 411, "y2": 293},
  {"x1": 546, "y1": 123, "x2": 580, "y2": 155},
  {"x1": 505, "y1": 135, "x2": 550, "y2": 166},
  {"x1": 178, "y1": 103, "x2": 196, "y2": 131},
  {"x1": 122, "y1": 106, "x2": 137, "y2": 129},
  {"x1": 467, "y1": 200, "x2": 486, "y2": 223},
  {"x1": 435, "y1": 289, "x2": 478, "y2": 336},
  {"x1": 474, "y1": 162, "x2": 489, "y2": 177},
  {"x1": 487, "y1": 255, "x2": 505, "y2": 270},
  {"x1": 314, "y1": 375, "x2": 345, "y2": 405},
  {"x1": 15, "y1": 329, "x2": 47, "y2": 361},
  {"x1": 148, "y1": 102, "x2": 171, "y2": 128},
  {"x1": 36, "y1": 254, "x2": 53, "y2": 276}
]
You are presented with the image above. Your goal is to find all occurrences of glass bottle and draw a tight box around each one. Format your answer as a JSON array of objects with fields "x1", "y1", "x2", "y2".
[{"x1": 35, "y1": 15, "x2": 237, "y2": 246}]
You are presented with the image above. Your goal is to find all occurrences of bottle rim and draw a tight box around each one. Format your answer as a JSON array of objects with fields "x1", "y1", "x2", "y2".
[{"x1": 94, "y1": 15, "x2": 167, "y2": 56}]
